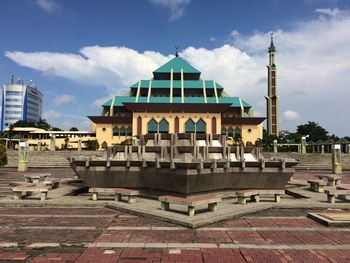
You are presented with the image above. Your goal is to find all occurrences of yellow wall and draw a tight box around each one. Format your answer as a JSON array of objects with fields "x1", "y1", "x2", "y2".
[
  {"x1": 132, "y1": 112, "x2": 221, "y2": 136},
  {"x1": 222, "y1": 123, "x2": 263, "y2": 145},
  {"x1": 92, "y1": 113, "x2": 263, "y2": 147},
  {"x1": 95, "y1": 124, "x2": 132, "y2": 146},
  {"x1": 241, "y1": 123, "x2": 263, "y2": 145}
]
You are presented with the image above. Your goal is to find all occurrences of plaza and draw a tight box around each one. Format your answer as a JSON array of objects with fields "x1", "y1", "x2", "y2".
[{"x1": 0, "y1": 151, "x2": 350, "y2": 262}]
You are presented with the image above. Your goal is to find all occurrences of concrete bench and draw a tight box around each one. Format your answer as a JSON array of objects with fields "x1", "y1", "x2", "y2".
[
  {"x1": 159, "y1": 195, "x2": 221, "y2": 216},
  {"x1": 24, "y1": 173, "x2": 51, "y2": 184},
  {"x1": 89, "y1": 188, "x2": 139, "y2": 203},
  {"x1": 325, "y1": 189, "x2": 350, "y2": 204},
  {"x1": 236, "y1": 189, "x2": 284, "y2": 204},
  {"x1": 43, "y1": 178, "x2": 60, "y2": 189},
  {"x1": 308, "y1": 179, "x2": 327, "y2": 193},
  {"x1": 317, "y1": 174, "x2": 342, "y2": 186},
  {"x1": 236, "y1": 190, "x2": 259, "y2": 205},
  {"x1": 115, "y1": 188, "x2": 140, "y2": 204},
  {"x1": 258, "y1": 189, "x2": 285, "y2": 203},
  {"x1": 12, "y1": 186, "x2": 49, "y2": 201}
]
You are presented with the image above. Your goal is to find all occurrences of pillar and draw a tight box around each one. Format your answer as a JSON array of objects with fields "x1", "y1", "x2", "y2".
[
  {"x1": 50, "y1": 135, "x2": 56, "y2": 151},
  {"x1": 321, "y1": 145, "x2": 324, "y2": 154},
  {"x1": 18, "y1": 141, "x2": 29, "y2": 172},
  {"x1": 346, "y1": 144, "x2": 350, "y2": 154},
  {"x1": 37, "y1": 141, "x2": 42, "y2": 151},
  {"x1": 78, "y1": 137, "x2": 82, "y2": 152},
  {"x1": 301, "y1": 136, "x2": 306, "y2": 154},
  {"x1": 273, "y1": 140, "x2": 278, "y2": 153},
  {"x1": 332, "y1": 144, "x2": 342, "y2": 175}
]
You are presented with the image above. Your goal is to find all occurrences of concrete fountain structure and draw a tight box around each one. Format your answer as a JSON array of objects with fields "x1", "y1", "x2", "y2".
[{"x1": 70, "y1": 133, "x2": 298, "y2": 197}]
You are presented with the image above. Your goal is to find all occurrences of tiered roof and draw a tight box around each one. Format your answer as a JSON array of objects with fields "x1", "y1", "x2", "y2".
[{"x1": 102, "y1": 55, "x2": 251, "y2": 109}]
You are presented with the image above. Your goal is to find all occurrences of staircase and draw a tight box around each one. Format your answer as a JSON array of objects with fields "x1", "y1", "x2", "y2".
[
  {"x1": 5, "y1": 150, "x2": 103, "y2": 168},
  {"x1": 262, "y1": 152, "x2": 350, "y2": 170}
]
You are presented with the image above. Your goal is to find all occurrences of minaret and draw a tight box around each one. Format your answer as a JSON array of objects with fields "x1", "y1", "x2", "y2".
[{"x1": 266, "y1": 33, "x2": 278, "y2": 137}]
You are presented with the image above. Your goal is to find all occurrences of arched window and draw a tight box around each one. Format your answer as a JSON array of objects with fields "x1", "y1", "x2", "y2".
[
  {"x1": 196, "y1": 118, "x2": 206, "y2": 134},
  {"x1": 185, "y1": 119, "x2": 196, "y2": 133},
  {"x1": 221, "y1": 127, "x2": 228, "y2": 135},
  {"x1": 233, "y1": 127, "x2": 242, "y2": 137},
  {"x1": 137, "y1": 116, "x2": 142, "y2": 135},
  {"x1": 159, "y1": 118, "x2": 169, "y2": 133},
  {"x1": 211, "y1": 117, "x2": 217, "y2": 134},
  {"x1": 119, "y1": 125, "x2": 126, "y2": 136},
  {"x1": 227, "y1": 127, "x2": 234, "y2": 136},
  {"x1": 126, "y1": 126, "x2": 132, "y2": 136},
  {"x1": 147, "y1": 118, "x2": 158, "y2": 133},
  {"x1": 174, "y1": 116, "x2": 179, "y2": 133},
  {"x1": 112, "y1": 125, "x2": 119, "y2": 136}
]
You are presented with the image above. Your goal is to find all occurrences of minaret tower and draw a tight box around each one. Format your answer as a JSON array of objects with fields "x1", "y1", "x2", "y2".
[{"x1": 266, "y1": 33, "x2": 278, "y2": 137}]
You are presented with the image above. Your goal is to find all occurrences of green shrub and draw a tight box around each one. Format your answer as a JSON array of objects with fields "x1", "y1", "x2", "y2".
[
  {"x1": 101, "y1": 141, "x2": 108, "y2": 150},
  {"x1": 246, "y1": 141, "x2": 253, "y2": 146},
  {"x1": 84, "y1": 140, "x2": 100, "y2": 151},
  {"x1": 0, "y1": 144, "x2": 7, "y2": 167}
]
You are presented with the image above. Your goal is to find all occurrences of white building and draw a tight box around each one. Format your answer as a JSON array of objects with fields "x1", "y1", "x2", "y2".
[{"x1": 1, "y1": 75, "x2": 43, "y2": 131}]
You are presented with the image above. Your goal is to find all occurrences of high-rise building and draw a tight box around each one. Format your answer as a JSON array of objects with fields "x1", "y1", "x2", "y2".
[
  {"x1": 266, "y1": 33, "x2": 278, "y2": 137},
  {"x1": 1, "y1": 75, "x2": 43, "y2": 131}
]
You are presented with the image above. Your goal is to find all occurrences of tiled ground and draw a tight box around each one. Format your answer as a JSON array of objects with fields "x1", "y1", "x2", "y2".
[
  {"x1": 0, "y1": 170, "x2": 349, "y2": 262},
  {"x1": 0, "y1": 206, "x2": 349, "y2": 262}
]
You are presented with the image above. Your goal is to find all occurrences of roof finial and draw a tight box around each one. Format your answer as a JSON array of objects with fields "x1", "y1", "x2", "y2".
[
  {"x1": 175, "y1": 46, "x2": 179, "y2": 57},
  {"x1": 268, "y1": 32, "x2": 276, "y2": 52}
]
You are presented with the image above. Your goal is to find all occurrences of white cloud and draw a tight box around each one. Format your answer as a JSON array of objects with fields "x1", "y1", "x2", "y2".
[
  {"x1": 52, "y1": 94, "x2": 75, "y2": 106},
  {"x1": 284, "y1": 110, "x2": 299, "y2": 121},
  {"x1": 315, "y1": 8, "x2": 346, "y2": 18},
  {"x1": 43, "y1": 110, "x2": 61, "y2": 119},
  {"x1": 4, "y1": 8, "x2": 350, "y2": 136},
  {"x1": 149, "y1": 0, "x2": 191, "y2": 20},
  {"x1": 36, "y1": 0, "x2": 61, "y2": 13}
]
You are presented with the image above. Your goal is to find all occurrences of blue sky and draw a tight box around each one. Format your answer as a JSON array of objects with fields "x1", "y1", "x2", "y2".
[{"x1": 1, "y1": 0, "x2": 350, "y2": 135}]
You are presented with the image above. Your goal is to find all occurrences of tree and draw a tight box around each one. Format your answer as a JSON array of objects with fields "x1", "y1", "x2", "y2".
[
  {"x1": 64, "y1": 137, "x2": 69, "y2": 150},
  {"x1": 51, "y1": 127, "x2": 63, "y2": 131},
  {"x1": 84, "y1": 140, "x2": 99, "y2": 150},
  {"x1": 36, "y1": 119, "x2": 51, "y2": 130},
  {"x1": 296, "y1": 121, "x2": 329, "y2": 142},
  {"x1": 69, "y1": 127, "x2": 79, "y2": 131},
  {"x1": 101, "y1": 141, "x2": 108, "y2": 150},
  {"x1": 12, "y1": 120, "x2": 36, "y2": 127},
  {"x1": 0, "y1": 144, "x2": 7, "y2": 166}
]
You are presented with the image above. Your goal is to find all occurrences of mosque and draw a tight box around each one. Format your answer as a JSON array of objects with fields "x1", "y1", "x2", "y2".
[{"x1": 88, "y1": 38, "x2": 277, "y2": 146}]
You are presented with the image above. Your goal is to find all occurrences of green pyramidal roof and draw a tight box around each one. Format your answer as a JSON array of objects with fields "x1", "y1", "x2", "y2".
[{"x1": 153, "y1": 57, "x2": 200, "y2": 74}]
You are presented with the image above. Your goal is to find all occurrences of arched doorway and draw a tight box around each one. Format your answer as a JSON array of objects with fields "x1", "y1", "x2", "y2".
[
  {"x1": 137, "y1": 116, "x2": 142, "y2": 135},
  {"x1": 211, "y1": 117, "x2": 216, "y2": 134},
  {"x1": 174, "y1": 117, "x2": 179, "y2": 133}
]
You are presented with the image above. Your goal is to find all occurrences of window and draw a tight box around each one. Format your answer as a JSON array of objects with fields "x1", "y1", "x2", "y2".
[
  {"x1": 196, "y1": 118, "x2": 206, "y2": 134},
  {"x1": 6, "y1": 98, "x2": 21, "y2": 102},
  {"x1": 6, "y1": 91, "x2": 21, "y2": 96},
  {"x1": 185, "y1": 119, "x2": 195, "y2": 133},
  {"x1": 147, "y1": 118, "x2": 158, "y2": 133},
  {"x1": 158, "y1": 118, "x2": 169, "y2": 133}
]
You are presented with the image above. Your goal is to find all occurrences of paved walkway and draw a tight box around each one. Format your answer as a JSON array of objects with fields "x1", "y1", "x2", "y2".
[
  {"x1": 0, "y1": 206, "x2": 349, "y2": 262},
  {"x1": 0, "y1": 170, "x2": 349, "y2": 262}
]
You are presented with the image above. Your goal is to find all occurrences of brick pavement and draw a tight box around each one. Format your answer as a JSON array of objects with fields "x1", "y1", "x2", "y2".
[
  {"x1": 0, "y1": 170, "x2": 350, "y2": 262},
  {"x1": 0, "y1": 206, "x2": 348, "y2": 262}
]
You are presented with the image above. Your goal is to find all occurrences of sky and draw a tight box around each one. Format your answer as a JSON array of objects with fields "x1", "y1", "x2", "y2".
[{"x1": 0, "y1": 0, "x2": 349, "y2": 136}]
